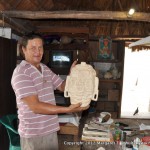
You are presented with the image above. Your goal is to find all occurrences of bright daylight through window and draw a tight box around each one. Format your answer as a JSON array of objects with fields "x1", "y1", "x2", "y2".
[{"x1": 121, "y1": 47, "x2": 150, "y2": 118}]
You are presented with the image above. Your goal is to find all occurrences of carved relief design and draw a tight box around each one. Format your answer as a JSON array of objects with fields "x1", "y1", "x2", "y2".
[{"x1": 64, "y1": 62, "x2": 99, "y2": 107}]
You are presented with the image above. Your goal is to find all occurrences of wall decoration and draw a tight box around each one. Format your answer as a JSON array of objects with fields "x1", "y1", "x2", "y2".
[{"x1": 98, "y1": 36, "x2": 112, "y2": 59}]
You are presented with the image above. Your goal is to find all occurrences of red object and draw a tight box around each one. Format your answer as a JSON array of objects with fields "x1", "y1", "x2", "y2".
[{"x1": 141, "y1": 136, "x2": 150, "y2": 146}]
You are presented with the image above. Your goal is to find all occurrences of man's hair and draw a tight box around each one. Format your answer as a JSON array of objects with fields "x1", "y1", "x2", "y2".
[{"x1": 18, "y1": 33, "x2": 44, "y2": 58}]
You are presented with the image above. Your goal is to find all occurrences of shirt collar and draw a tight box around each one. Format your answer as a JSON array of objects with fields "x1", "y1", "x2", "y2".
[
  {"x1": 20, "y1": 60, "x2": 44, "y2": 75},
  {"x1": 21, "y1": 60, "x2": 42, "y2": 67}
]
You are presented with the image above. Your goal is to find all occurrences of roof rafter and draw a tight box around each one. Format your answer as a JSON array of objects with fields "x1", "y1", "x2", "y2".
[
  {"x1": 28, "y1": 0, "x2": 44, "y2": 11},
  {"x1": 0, "y1": 0, "x2": 11, "y2": 10},
  {"x1": 10, "y1": 0, "x2": 22, "y2": 10},
  {"x1": 117, "y1": 0, "x2": 129, "y2": 34}
]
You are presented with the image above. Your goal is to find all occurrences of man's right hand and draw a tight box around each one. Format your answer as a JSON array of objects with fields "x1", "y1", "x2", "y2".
[{"x1": 68, "y1": 103, "x2": 89, "y2": 113}]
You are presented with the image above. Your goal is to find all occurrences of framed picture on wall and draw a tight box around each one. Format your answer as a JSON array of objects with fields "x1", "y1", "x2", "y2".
[{"x1": 98, "y1": 36, "x2": 112, "y2": 59}]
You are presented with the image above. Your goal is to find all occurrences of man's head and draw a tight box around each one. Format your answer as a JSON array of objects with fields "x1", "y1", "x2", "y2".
[{"x1": 19, "y1": 33, "x2": 44, "y2": 68}]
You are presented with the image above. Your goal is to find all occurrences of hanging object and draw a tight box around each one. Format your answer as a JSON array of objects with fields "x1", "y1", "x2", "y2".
[
  {"x1": 0, "y1": 13, "x2": 11, "y2": 39},
  {"x1": 60, "y1": 36, "x2": 72, "y2": 44},
  {"x1": 129, "y1": 36, "x2": 150, "y2": 51},
  {"x1": 98, "y1": 36, "x2": 112, "y2": 59},
  {"x1": 64, "y1": 62, "x2": 99, "y2": 107}
]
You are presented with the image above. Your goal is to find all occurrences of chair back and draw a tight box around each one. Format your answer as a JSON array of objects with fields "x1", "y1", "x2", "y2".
[{"x1": 0, "y1": 114, "x2": 21, "y2": 150}]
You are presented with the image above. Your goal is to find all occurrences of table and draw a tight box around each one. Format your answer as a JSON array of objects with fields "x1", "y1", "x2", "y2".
[
  {"x1": 58, "y1": 113, "x2": 80, "y2": 141},
  {"x1": 79, "y1": 114, "x2": 150, "y2": 150}
]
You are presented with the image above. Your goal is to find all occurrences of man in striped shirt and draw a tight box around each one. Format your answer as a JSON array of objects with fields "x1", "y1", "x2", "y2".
[{"x1": 11, "y1": 33, "x2": 89, "y2": 150}]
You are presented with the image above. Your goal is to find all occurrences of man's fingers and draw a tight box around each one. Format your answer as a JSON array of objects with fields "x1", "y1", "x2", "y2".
[{"x1": 81, "y1": 105, "x2": 90, "y2": 110}]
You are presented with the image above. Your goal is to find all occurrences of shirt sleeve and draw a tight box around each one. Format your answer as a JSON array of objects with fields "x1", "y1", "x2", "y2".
[{"x1": 50, "y1": 71, "x2": 64, "y2": 90}]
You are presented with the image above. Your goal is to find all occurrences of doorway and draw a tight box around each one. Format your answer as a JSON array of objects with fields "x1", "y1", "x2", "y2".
[{"x1": 121, "y1": 47, "x2": 150, "y2": 118}]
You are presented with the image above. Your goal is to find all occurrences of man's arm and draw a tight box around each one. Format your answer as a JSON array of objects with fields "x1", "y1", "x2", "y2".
[
  {"x1": 22, "y1": 95, "x2": 89, "y2": 115},
  {"x1": 57, "y1": 80, "x2": 66, "y2": 92}
]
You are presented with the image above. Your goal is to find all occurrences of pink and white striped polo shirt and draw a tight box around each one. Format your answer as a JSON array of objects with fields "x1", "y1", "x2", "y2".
[{"x1": 11, "y1": 60, "x2": 63, "y2": 138}]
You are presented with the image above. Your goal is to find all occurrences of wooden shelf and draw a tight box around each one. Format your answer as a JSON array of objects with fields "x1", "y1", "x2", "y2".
[
  {"x1": 44, "y1": 43, "x2": 88, "y2": 51},
  {"x1": 44, "y1": 31, "x2": 89, "y2": 51},
  {"x1": 99, "y1": 79, "x2": 122, "y2": 83},
  {"x1": 97, "y1": 99, "x2": 118, "y2": 102},
  {"x1": 90, "y1": 59, "x2": 121, "y2": 63},
  {"x1": 89, "y1": 40, "x2": 125, "y2": 118}
]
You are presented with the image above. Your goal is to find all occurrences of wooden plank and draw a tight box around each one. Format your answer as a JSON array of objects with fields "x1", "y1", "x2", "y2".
[
  {"x1": 3, "y1": 10, "x2": 150, "y2": 22},
  {"x1": 59, "y1": 124, "x2": 79, "y2": 135}
]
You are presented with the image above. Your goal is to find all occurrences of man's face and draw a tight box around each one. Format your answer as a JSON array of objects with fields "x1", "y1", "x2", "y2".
[{"x1": 23, "y1": 38, "x2": 44, "y2": 67}]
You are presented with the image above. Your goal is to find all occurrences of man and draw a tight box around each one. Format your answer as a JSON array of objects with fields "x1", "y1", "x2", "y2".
[{"x1": 11, "y1": 33, "x2": 89, "y2": 150}]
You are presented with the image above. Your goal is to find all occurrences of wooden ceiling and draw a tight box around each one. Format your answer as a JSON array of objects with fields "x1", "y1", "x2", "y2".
[{"x1": 0, "y1": 0, "x2": 150, "y2": 39}]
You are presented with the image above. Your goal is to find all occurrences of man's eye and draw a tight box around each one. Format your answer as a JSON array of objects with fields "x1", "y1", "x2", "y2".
[
  {"x1": 30, "y1": 48, "x2": 35, "y2": 51},
  {"x1": 39, "y1": 47, "x2": 43, "y2": 50}
]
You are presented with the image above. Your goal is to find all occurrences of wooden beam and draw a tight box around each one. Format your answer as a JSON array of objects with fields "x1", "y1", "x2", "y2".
[
  {"x1": 0, "y1": 13, "x2": 34, "y2": 33},
  {"x1": 3, "y1": 10, "x2": 150, "y2": 22},
  {"x1": 89, "y1": 35, "x2": 145, "y2": 41}
]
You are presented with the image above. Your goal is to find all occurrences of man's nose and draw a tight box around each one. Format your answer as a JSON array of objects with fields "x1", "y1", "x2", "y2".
[{"x1": 35, "y1": 48, "x2": 41, "y2": 54}]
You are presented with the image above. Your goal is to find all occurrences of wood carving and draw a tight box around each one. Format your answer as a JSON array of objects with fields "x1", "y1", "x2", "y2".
[{"x1": 64, "y1": 62, "x2": 99, "y2": 107}]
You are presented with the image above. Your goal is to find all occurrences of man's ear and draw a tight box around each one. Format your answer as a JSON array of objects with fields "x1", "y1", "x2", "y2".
[
  {"x1": 21, "y1": 46, "x2": 26, "y2": 58},
  {"x1": 22, "y1": 46, "x2": 26, "y2": 53}
]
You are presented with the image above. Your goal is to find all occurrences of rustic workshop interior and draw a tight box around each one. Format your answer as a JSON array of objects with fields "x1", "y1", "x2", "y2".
[{"x1": 0, "y1": 0, "x2": 150, "y2": 150}]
